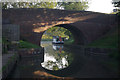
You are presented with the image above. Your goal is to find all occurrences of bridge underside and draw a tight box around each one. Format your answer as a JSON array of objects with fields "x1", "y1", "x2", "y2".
[{"x1": 2, "y1": 8, "x2": 117, "y2": 46}]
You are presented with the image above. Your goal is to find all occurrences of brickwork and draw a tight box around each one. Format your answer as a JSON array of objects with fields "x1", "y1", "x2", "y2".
[{"x1": 2, "y1": 8, "x2": 117, "y2": 45}]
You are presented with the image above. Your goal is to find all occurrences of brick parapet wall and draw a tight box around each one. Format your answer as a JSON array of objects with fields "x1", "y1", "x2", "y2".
[{"x1": 2, "y1": 8, "x2": 117, "y2": 45}]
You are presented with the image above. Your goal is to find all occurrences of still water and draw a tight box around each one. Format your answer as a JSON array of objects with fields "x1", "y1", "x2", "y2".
[
  {"x1": 41, "y1": 44, "x2": 74, "y2": 71},
  {"x1": 8, "y1": 41, "x2": 119, "y2": 79}
]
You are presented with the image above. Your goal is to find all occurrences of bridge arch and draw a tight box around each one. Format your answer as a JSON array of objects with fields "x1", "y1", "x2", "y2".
[
  {"x1": 2, "y1": 8, "x2": 117, "y2": 46},
  {"x1": 40, "y1": 24, "x2": 88, "y2": 45},
  {"x1": 56, "y1": 24, "x2": 87, "y2": 45}
]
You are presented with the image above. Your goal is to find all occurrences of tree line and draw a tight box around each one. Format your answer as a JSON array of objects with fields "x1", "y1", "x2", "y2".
[{"x1": 2, "y1": 0, "x2": 89, "y2": 11}]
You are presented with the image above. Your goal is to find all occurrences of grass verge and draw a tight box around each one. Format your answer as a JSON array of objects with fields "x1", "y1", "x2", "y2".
[
  {"x1": 64, "y1": 36, "x2": 75, "y2": 45},
  {"x1": 19, "y1": 40, "x2": 41, "y2": 48},
  {"x1": 86, "y1": 29, "x2": 118, "y2": 49}
]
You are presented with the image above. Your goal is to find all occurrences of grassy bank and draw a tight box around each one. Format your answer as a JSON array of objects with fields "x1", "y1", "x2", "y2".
[
  {"x1": 87, "y1": 29, "x2": 118, "y2": 49},
  {"x1": 41, "y1": 39, "x2": 52, "y2": 41},
  {"x1": 19, "y1": 40, "x2": 41, "y2": 48},
  {"x1": 64, "y1": 36, "x2": 75, "y2": 45}
]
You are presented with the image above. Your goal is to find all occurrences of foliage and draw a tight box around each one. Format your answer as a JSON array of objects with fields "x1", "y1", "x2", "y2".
[
  {"x1": 112, "y1": 0, "x2": 120, "y2": 7},
  {"x1": 2, "y1": 1, "x2": 89, "y2": 11},
  {"x1": 2, "y1": 2, "x2": 57, "y2": 9},
  {"x1": 2, "y1": 37, "x2": 11, "y2": 53},
  {"x1": 42, "y1": 26, "x2": 72, "y2": 40},
  {"x1": 2, "y1": 37, "x2": 9, "y2": 44},
  {"x1": 112, "y1": 0, "x2": 120, "y2": 13},
  {"x1": 42, "y1": 45, "x2": 74, "y2": 70},
  {"x1": 58, "y1": 0, "x2": 89, "y2": 10},
  {"x1": 19, "y1": 40, "x2": 41, "y2": 48},
  {"x1": 42, "y1": 26, "x2": 75, "y2": 44},
  {"x1": 64, "y1": 35, "x2": 74, "y2": 44}
]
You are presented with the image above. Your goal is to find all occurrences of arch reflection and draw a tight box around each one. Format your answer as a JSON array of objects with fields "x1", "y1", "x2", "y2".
[{"x1": 41, "y1": 44, "x2": 74, "y2": 71}]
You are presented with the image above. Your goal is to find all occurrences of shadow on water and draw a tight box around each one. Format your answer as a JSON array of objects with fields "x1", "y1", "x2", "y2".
[{"x1": 41, "y1": 41, "x2": 119, "y2": 78}]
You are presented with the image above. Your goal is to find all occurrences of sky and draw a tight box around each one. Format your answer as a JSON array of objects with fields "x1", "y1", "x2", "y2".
[{"x1": 87, "y1": 0, "x2": 115, "y2": 13}]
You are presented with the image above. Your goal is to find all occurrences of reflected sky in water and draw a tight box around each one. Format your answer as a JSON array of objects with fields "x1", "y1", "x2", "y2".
[{"x1": 41, "y1": 42, "x2": 74, "y2": 71}]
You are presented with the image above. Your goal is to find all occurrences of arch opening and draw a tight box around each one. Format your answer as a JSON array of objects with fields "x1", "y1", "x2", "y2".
[
  {"x1": 40, "y1": 24, "x2": 87, "y2": 71},
  {"x1": 41, "y1": 26, "x2": 74, "y2": 46},
  {"x1": 40, "y1": 24, "x2": 87, "y2": 46}
]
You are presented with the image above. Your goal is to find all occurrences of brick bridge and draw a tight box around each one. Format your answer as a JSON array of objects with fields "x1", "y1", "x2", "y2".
[{"x1": 2, "y1": 8, "x2": 117, "y2": 45}]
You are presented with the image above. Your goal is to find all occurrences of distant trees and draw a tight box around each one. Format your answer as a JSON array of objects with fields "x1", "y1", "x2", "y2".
[
  {"x1": 42, "y1": 27, "x2": 72, "y2": 40},
  {"x1": 58, "y1": 1, "x2": 89, "y2": 11},
  {"x1": 46, "y1": 27, "x2": 72, "y2": 37},
  {"x1": 2, "y1": 0, "x2": 89, "y2": 11},
  {"x1": 2, "y1": 2, "x2": 57, "y2": 9}
]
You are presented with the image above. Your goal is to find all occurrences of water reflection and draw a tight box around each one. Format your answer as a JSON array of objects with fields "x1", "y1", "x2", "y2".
[
  {"x1": 52, "y1": 44, "x2": 63, "y2": 51},
  {"x1": 8, "y1": 41, "x2": 119, "y2": 78},
  {"x1": 41, "y1": 43, "x2": 74, "y2": 71}
]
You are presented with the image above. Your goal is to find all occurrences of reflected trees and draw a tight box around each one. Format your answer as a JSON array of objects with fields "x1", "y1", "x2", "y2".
[{"x1": 41, "y1": 45, "x2": 74, "y2": 71}]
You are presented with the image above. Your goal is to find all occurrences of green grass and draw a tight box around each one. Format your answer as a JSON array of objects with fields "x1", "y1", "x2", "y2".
[
  {"x1": 87, "y1": 30, "x2": 118, "y2": 49},
  {"x1": 64, "y1": 39, "x2": 74, "y2": 45},
  {"x1": 41, "y1": 39, "x2": 52, "y2": 41},
  {"x1": 19, "y1": 40, "x2": 41, "y2": 48},
  {"x1": 64, "y1": 36, "x2": 75, "y2": 45}
]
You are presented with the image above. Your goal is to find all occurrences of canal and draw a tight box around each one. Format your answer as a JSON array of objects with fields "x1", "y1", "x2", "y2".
[{"x1": 7, "y1": 41, "x2": 119, "y2": 79}]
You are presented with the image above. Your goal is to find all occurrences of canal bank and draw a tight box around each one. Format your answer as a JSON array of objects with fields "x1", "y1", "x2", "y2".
[
  {"x1": 4, "y1": 42, "x2": 119, "y2": 79},
  {"x1": 3, "y1": 47, "x2": 44, "y2": 79},
  {"x1": 2, "y1": 46, "x2": 44, "y2": 79},
  {"x1": 64, "y1": 44, "x2": 119, "y2": 75},
  {"x1": 2, "y1": 52, "x2": 19, "y2": 79}
]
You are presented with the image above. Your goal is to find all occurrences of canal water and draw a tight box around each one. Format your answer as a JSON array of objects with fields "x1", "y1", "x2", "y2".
[{"x1": 7, "y1": 41, "x2": 119, "y2": 79}]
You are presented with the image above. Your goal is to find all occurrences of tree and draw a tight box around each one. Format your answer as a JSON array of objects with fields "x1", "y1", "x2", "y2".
[
  {"x1": 58, "y1": 0, "x2": 89, "y2": 11},
  {"x1": 2, "y1": 2, "x2": 57, "y2": 9},
  {"x1": 45, "y1": 27, "x2": 72, "y2": 37},
  {"x1": 112, "y1": 0, "x2": 120, "y2": 7},
  {"x1": 112, "y1": 0, "x2": 120, "y2": 15},
  {"x1": 2, "y1": 0, "x2": 89, "y2": 10},
  {"x1": 42, "y1": 26, "x2": 73, "y2": 40}
]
